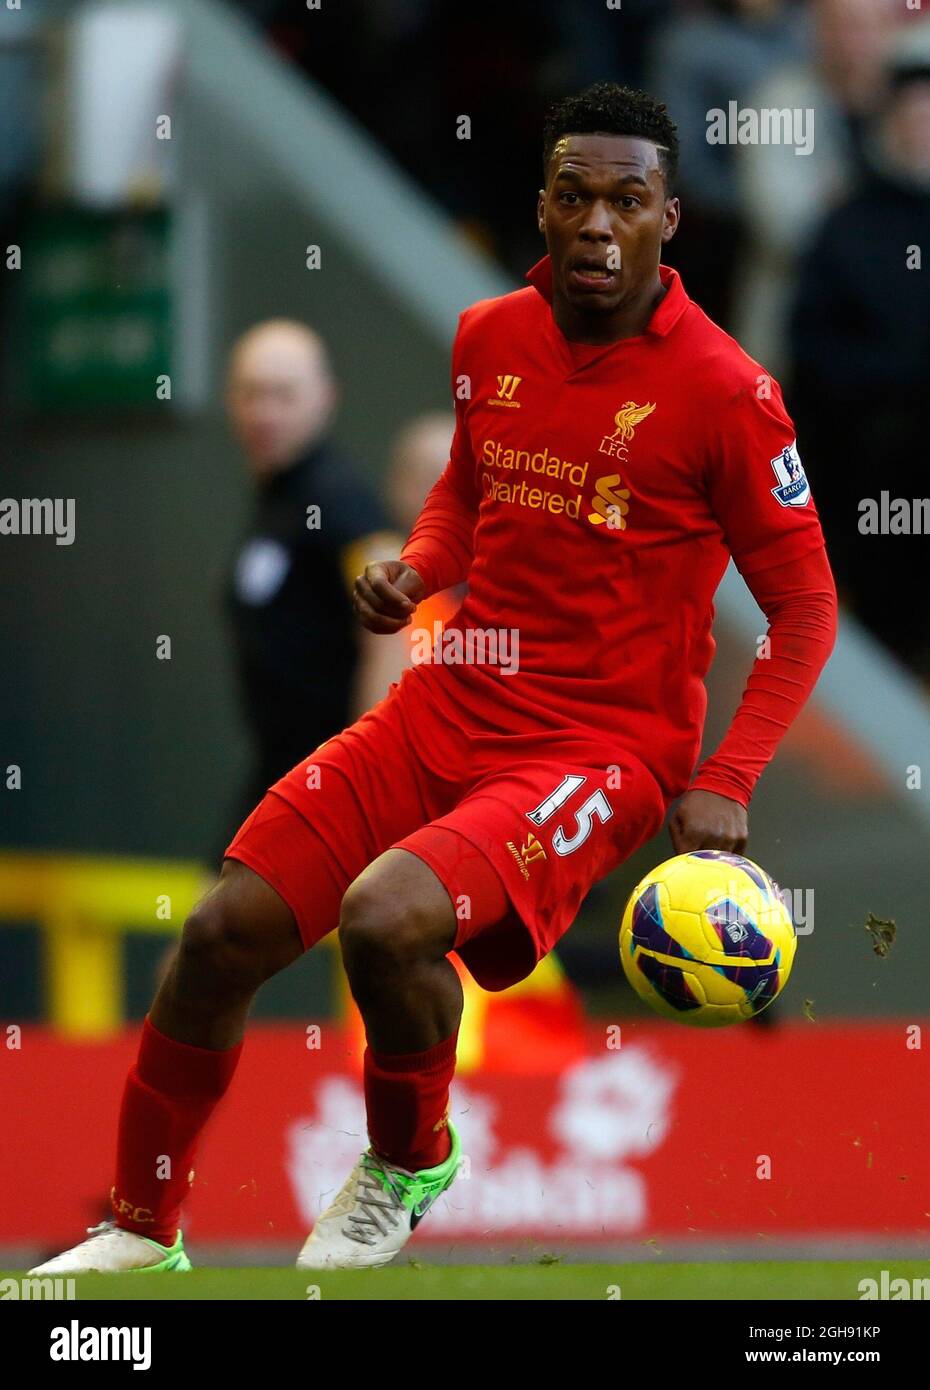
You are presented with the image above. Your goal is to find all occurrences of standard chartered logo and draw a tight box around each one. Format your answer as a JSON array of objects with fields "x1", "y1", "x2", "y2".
[
  {"x1": 587, "y1": 474, "x2": 630, "y2": 529},
  {"x1": 480, "y1": 438, "x2": 588, "y2": 517},
  {"x1": 480, "y1": 437, "x2": 632, "y2": 532}
]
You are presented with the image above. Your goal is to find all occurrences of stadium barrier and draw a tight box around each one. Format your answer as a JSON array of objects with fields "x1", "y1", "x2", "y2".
[
  {"x1": 0, "y1": 852, "x2": 210, "y2": 1036},
  {"x1": 0, "y1": 852, "x2": 582, "y2": 1069},
  {"x1": 2, "y1": 1021, "x2": 928, "y2": 1256}
]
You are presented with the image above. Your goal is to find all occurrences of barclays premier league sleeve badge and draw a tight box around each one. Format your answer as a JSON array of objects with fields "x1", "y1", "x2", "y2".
[{"x1": 769, "y1": 440, "x2": 810, "y2": 507}]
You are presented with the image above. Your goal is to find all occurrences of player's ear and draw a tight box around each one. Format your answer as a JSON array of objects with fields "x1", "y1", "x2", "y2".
[
  {"x1": 537, "y1": 189, "x2": 546, "y2": 236},
  {"x1": 661, "y1": 196, "x2": 680, "y2": 245}
]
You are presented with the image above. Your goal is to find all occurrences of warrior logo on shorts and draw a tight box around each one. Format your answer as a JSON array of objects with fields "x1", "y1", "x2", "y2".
[
  {"x1": 505, "y1": 833, "x2": 547, "y2": 880},
  {"x1": 770, "y1": 440, "x2": 810, "y2": 508}
]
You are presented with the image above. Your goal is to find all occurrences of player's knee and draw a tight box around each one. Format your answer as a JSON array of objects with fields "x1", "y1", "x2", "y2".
[
  {"x1": 178, "y1": 891, "x2": 264, "y2": 990},
  {"x1": 338, "y1": 876, "x2": 433, "y2": 981}
]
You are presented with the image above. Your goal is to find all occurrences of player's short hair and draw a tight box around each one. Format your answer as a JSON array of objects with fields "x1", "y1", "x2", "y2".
[{"x1": 542, "y1": 82, "x2": 679, "y2": 196}]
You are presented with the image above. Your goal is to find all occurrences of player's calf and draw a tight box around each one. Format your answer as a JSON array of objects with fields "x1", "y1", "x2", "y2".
[{"x1": 298, "y1": 851, "x2": 465, "y2": 1269}]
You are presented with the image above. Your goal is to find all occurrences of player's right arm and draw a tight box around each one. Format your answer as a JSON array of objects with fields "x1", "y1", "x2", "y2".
[
  {"x1": 353, "y1": 558, "x2": 425, "y2": 634},
  {"x1": 354, "y1": 311, "x2": 480, "y2": 635}
]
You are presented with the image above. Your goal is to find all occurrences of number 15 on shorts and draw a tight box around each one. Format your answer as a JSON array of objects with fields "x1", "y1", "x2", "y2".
[{"x1": 525, "y1": 774, "x2": 613, "y2": 856}]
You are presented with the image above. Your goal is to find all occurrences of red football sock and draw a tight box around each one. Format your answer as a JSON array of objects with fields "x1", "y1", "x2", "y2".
[
  {"x1": 364, "y1": 1030, "x2": 458, "y2": 1172},
  {"x1": 111, "y1": 1017, "x2": 243, "y2": 1245}
]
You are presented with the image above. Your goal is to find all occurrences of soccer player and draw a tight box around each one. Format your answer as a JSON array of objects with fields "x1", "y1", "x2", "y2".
[{"x1": 34, "y1": 83, "x2": 837, "y2": 1275}]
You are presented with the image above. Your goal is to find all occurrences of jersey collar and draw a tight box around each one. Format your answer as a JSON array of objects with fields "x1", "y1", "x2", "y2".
[{"x1": 525, "y1": 255, "x2": 689, "y2": 340}]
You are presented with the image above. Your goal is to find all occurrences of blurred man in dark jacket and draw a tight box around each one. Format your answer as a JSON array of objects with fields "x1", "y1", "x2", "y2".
[
  {"x1": 224, "y1": 319, "x2": 399, "y2": 828},
  {"x1": 789, "y1": 39, "x2": 930, "y2": 677}
]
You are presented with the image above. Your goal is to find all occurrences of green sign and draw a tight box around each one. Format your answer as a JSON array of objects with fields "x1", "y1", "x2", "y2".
[{"x1": 17, "y1": 205, "x2": 172, "y2": 410}]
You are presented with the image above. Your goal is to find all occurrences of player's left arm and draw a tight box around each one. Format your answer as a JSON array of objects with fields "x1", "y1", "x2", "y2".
[
  {"x1": 671, "y1": 546, "x2": 837, "y2": 851},
  {"x1": 670, "y1": 383, "x2": 839, "y2": 853}
]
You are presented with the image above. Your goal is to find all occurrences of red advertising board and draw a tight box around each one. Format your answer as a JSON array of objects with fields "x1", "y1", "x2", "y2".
[{"x1": 2, "y1": 1023, "x2": 928, "y2": 1248}]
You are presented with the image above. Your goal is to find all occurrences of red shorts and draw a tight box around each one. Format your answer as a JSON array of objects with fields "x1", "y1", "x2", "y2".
[{"x1": 225, "y1": 669, "x2": 667, "y2": 991}]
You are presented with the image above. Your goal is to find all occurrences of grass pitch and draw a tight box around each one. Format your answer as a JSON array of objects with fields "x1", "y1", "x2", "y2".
[{"x1": 10, "y1": 1260, "x2": 925, "y2": 1300}]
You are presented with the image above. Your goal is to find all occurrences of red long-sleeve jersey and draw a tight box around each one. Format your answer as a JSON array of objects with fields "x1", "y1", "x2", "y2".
[{"x1": 401, "y1": 257, "x2": 837, "y2": 807}]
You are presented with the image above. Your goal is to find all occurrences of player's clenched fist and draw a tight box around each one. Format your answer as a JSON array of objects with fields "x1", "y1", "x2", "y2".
[
  {"x1": 668, "y1": 789, "x2": 748, "y2": 855},
  {"x1": 354, "y1": 560, "x2": 425, "y2": 634}
]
